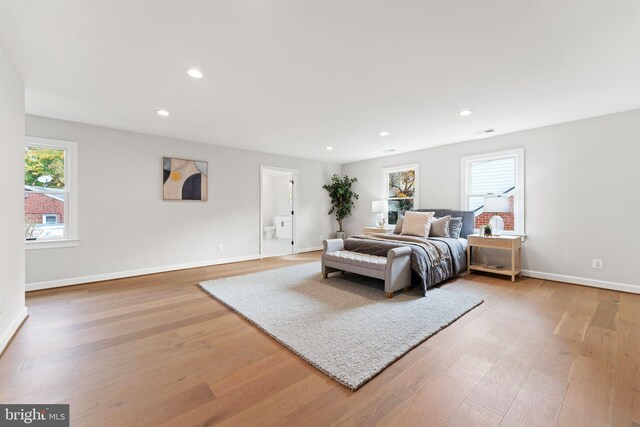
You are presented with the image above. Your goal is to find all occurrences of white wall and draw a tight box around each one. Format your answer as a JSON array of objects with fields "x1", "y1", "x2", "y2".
[
  {"x1": 261, "y1": 172, "x2": 276, "y2": 228},
  {"x1": 26, "y1": 116, "x2": 340, "y2": 289},
  {"x1": 22, "y1": 108, "x2": 640, "y2": 294},
  {"x1": 0, "y1": 43, "x2": 27, "y2": 352},
  {"x1": 342, "y1": 109, "x2": 640, "y2": 292}
]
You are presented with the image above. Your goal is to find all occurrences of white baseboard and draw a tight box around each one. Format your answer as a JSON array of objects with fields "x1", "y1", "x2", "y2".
[
  {"x1": 522, "y1": 269, "x2": 639, "y2": 294},
  {"x1": 298, "y1": 246, "x2": 323, "y2": 253},
  {"x1": 26, "y1": 248, "x2": 325, "y2": 292},
  {"x1": 259, "y1": 246, "x2": 322, "y2": 259},
  {"x1": 26, "y1": 254, "x2": 262, "y2": 292},
  {"x1": 0, "y1": 307, "x2": 28, "y2": 355}
]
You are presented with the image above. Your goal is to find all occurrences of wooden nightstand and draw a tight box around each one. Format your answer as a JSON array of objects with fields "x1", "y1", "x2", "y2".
[
  {"x1": 467, "y1": 234, "x2": 522, "y2": 282},
  {"x1": 363, "y1": 226, "x2": 394, "y2": 235}
]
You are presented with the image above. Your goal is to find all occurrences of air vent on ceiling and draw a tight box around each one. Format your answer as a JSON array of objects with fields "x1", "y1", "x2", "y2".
[{"x1": 474, "y1": 128, "x2": 496, "y2": 135}]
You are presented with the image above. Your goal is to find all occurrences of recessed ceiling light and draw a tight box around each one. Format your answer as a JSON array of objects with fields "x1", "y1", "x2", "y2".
[
  {"x1": 459, "y1": 110, "x2": 474, "y2": 117},
  {"x1": 187, "y1": 68, "x2": 203, "y2": 79},
  {"x1": 157, "y1": 109, "x2": 170, "y2": 117},
  {"x1": 326, "y1": 146, "x2": 333, "y2": 151},
  {"x1": 379, "y1": 131, "x2": 390, "y2": 137}
]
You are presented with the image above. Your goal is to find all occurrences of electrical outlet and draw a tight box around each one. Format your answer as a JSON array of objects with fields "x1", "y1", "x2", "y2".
[
  {"x1": 217, "y1": 244, "x2": 223, "y2": 252},
  {"x1": 592, "y1": 259, "x2": 603, "y2": 269}
]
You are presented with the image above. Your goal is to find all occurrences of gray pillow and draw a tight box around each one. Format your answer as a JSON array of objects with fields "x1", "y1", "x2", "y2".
[
  {"x1": 393, "y1": 214, "x2": 404, "y2": 234},
  {"x1": 449, "y1": 217, "x2": 463, "y2": 239},
  {"x1": 429, "y1": 215, "x2": 451, "y2": 237}
]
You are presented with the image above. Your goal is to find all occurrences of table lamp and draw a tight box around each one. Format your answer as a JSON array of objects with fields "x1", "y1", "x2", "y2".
[
  {"x1": 371, "y1": 200, "x2": 387, "y2": 227},
  {"x1": 483, "y1": 196, "x2": 511, "y2": 235}
]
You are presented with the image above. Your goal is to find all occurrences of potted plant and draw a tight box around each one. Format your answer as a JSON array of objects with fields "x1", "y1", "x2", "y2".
[
  {"x1": 322, "y1": 174, "x2": 359, "y2": 239},
  {"x1": 25, "y1": 219, "x2": 43, "y2": 241},
  {"x1": 482, "y1": 223, "x2": 493, "y2": 237}
]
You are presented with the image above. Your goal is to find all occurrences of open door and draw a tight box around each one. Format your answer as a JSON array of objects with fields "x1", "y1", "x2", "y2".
[{"x1": 260, "y1": 166, "x2": 298, "y2": 258}]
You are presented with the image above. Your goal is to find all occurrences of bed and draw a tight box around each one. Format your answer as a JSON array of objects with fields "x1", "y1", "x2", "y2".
[{"x1": 344, "y1": 209, "x2": 475, "y2": 296}]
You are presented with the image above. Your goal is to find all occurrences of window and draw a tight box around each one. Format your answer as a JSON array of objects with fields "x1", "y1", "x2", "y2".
[
  {"x1": 42, "y1": 214, "x2": 58, "y2": 224},
  {"x1": 461, "y1": 149, "x2": 525, "y2": 235},
  {"x1": 382, "y1": 164, "x2": 418, "y2": 224},
  {"x1": 25, "y1": 137, "x2": 78, "y2": 248}
]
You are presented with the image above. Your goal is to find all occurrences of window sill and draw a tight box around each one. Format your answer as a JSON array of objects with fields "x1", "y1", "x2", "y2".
[{"x1": 25, "y1": 239, "x2": 79, "y2": 250}]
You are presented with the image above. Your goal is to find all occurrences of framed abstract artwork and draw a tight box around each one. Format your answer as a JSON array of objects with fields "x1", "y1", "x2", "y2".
[{"x1": 163, "y1": 157, "x2": 208, "y2": 201}]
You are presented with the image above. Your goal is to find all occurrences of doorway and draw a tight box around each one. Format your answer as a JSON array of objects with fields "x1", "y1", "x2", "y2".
[{"x1": 260, "y1": 166, "x2": 298, "y2": 258}]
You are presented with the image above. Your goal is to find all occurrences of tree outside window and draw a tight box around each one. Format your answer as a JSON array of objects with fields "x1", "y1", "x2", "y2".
[
  {"x1": 25, "y1": 146, "x2": 65, "y2": 188},
  {"x1": 24, "y1": 145, "x2": 66, "y2": 240},
  {"x1": 383, "y1": 166, "x2": 418, "y2": 224}
]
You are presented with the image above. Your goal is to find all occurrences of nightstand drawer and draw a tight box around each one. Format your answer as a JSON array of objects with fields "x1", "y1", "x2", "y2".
[
  {"x1": 468, "y1": 235, "x2": 519, "y2": 249},
  {"x1": 363, "y1": 226, "x2": 394, "y2": 235}
]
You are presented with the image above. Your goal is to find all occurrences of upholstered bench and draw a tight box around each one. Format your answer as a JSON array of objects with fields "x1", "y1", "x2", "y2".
[{"x1": 321, "y1": 239, "x2": 412, "y2": 298}]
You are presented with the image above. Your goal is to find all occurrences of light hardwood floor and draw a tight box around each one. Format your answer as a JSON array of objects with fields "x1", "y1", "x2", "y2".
[{"x1": 1, "y1": 252, "x2": 638, "y2": 426}]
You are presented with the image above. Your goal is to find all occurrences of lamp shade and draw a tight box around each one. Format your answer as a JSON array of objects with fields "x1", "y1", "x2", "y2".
[
  {"x1": 484, "y1": 196, "x2": 511, "y2": 213},
  {"x1": 371, "y1": 200, "x2": 387, "y2": 213}
]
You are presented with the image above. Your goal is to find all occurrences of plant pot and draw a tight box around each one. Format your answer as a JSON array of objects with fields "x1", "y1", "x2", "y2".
[{"x1": 335, "y1": 231, "x2": 346, "y2": 240}]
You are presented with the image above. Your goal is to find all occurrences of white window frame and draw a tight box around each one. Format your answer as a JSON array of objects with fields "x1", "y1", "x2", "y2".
[
  {"x1": 382, "y1": 164, "x2": 419, "y2": 223},
  {"x1": 460, "y1": 148, "x2": 525, "y2": 236},
  {"x1": 25, "y1": 136, "x2": 79, "y2": 250}
]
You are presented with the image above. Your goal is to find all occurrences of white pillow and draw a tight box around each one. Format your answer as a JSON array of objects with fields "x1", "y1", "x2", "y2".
[
  {"x1": 401, "y1": 211, "x2": 435, "y2": 237},
  {"x1": 429, "y1": 215, "x2": 451, "y2": 238}
]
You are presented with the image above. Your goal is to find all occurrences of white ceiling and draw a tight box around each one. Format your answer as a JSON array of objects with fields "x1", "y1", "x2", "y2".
[{"x1": 1, "y1": 1, "x2": 639, "y2": 164}]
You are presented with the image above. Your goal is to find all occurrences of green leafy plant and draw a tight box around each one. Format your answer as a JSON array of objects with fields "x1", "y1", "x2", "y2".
[
  {"x1": 322, "y1": 174, "x2": 359, "y2": 232},
  {"x1": 483, "y1": 223, "x2": 493, "y2": 236},
  {"x1": 25, "y1": 146, "x2": 65, "y2": 188}
]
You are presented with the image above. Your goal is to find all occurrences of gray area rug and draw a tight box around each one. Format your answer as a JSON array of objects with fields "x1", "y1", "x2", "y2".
[{"x1": 199, "y1": 261, "x2": 483, "y2": 390}]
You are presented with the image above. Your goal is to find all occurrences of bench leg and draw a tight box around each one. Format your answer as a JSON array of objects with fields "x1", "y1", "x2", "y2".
[
  {"x1": 341, "y1": 271, "x2": 346, "y2": 275},
  {"x1": 385, "y1": 292, "x2": 393, "y2": 299},
  {"x1": 322, "y1": 273, "x2": 328, "y2": 279},
  {"x1": 404, "y1": 286, "x2": 410, "y2": 293}
]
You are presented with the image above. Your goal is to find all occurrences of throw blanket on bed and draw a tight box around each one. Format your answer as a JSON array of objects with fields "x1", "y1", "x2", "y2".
[{"x1": 345, "y1": 234, "x2": 466, "y2": 295}]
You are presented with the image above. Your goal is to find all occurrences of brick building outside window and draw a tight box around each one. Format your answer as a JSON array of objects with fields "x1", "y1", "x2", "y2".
[{"x1": 24, "y1": 186, "x2": 65, "y2": 224}]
